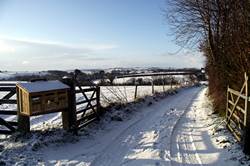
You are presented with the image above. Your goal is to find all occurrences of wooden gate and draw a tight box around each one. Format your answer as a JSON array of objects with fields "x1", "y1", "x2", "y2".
[
  {"x1": 226, "y1": 74, "x2": 249, "y2": 141},
  {"x1": 74, "y1": 79, "x2": 100, "y2": 131},
  {"x1": 0, "y1": 83, "x2": 18, "y2": 134},
  {"x1": 0, "y1": 77, "x2": 102, "y2": 135}
]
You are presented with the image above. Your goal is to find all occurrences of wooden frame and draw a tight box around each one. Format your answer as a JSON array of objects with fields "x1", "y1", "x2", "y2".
[
  {"x1": 226, "y1": 73, "x2": 248, "y2": 141},
  {"x1": 16, "y1": 82, "x2": 69, "y2": 116},
  {"x1": 0, "y1": 83, "x2": 18, "y2": 134},
  {"x1": 74, "y1": 79, "x2": 100, "y2": 132}
]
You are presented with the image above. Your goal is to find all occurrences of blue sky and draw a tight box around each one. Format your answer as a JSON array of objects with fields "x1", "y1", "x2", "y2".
[{"x1": 0, "y1": 0, "x2": 204, "y2": 71}]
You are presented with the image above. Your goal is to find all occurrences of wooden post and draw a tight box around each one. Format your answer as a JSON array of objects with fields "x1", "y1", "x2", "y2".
[
  {"x1": 243, "y1": 73, "x2": 250, "y2": 154},
  {"x1": 17, "y1": 87, "x2": 30, "y2": 133},
  {"x1": 61, "y1": 77, "x2": 77, "y2": 132},
  {"x1": 134, "y1": 84, "x2": 138, "y2": 100},
  {"x1": 170, "y1": 77, "x2": 173, "y2": 89},
  {"x1": 162, "y1": 77, "x2": 165, "y2": 92},
  {"x1": 96, "y1": 86, "x2": 101, "y2": 116},
  {"x1": 151, "y1": 80, "x2": 154, "y2": 94},
  {"x1": 17, "y1": 114, "x2": 30, "y2": 133},
  {"x1": 226, "y1": 85, "x2": 229, "y2": 123}
]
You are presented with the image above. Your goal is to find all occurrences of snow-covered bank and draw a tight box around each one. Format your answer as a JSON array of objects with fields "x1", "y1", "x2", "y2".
[
  {"x1": 171, "y1": 88, "x2": 250, "y2": 166},
  {"x1": 99, "y1": 85, "x2": 178, "y2": 106}
]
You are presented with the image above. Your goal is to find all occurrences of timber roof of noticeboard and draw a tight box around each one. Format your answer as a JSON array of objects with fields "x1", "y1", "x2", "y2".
[{"x1": 17, "y1": 80, "x2": 70, "y2": 93}]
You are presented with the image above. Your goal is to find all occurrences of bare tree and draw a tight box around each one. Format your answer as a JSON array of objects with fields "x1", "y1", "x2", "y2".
[
  {"x1": 106, "y1": 73, "x2": 116, "y2": 85},
  {"x1": 166, "y1": 0, "x2": 250, "y2": 112}
]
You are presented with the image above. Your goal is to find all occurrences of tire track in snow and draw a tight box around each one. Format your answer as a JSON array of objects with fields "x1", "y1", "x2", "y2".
[
  {"x1": 188, "y1": 127, "x2": 203, "y2": 165},
  {"x1": 170, "y1": 89, "x2": 205, "y2": 166},
  {"x1": 89, "y1": 87, "x2": 203, "y2": 166},
  {"x1": 89, "y1": 103, "x2": 164, "y2": 166}
]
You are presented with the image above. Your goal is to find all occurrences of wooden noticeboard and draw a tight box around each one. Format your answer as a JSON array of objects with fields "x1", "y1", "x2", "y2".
[{"x1": 16, "y1": 80, "x2": 70, "y2": 116}]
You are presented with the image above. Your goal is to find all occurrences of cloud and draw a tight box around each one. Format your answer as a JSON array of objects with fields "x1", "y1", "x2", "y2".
[
  {"x1": 4, "y1": 37, "x2": 118, "y2": 51},
  {"x1": 159, "y1": 49, "x2": 205, "y2": 68},
  {"x1": 0, "y1": 36, "x2": 204, "y2": 71},
  {"x1": 0, "y1": 37, "x2": 118, "y2": 59},
  {"x1": 0, "y1": 37, "x2": 118, "y2": 70},
  {"x1": 0, "y1": 40, "x2": 15, "y2": 53},
  {"x1": 22, "y1": 60, "x2": 30, "y2": 65}
]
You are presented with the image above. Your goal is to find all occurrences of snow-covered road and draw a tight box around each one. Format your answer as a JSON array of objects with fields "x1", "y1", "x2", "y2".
[
  {"x1": 43, "y1": 87, "x2": 204, "y2": 166},
  {"x1": 89, "y1": 87, "x2": 201, "y2": 166}
]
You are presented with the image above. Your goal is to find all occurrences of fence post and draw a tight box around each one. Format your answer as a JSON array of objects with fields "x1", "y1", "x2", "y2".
[
  {"x1": 61, "y1": 77, "x2": 77, "y2": 132},
  {"x1": 17, "y1": 87, "x2": 30, "y2": 133},
  {"x1": 96, "y1": 86, "x2": 101, "y2": 115},
  {"x1": 162, "y1": 77, "x2": 165, "y2": 92},
  {"x1": 226, "y1": 85, "x2": 229, "y2": 123},
  {"x1": 170, "y1": 77, "x2": 173, "y2": 89},
  {"x1": 151, "y1": 80, "x2": 154, "y2": 94},
  {"x1": 243, "y1": 74, "x2": 250, "y2": 154},
  {"x1": 134, "y1": 84, "x2": 138, "y2": 100}
]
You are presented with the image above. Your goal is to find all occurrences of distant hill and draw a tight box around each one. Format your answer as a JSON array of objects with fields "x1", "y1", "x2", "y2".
[{"x1": 0, "y1": 67, "x2": 200, "y2": 82}]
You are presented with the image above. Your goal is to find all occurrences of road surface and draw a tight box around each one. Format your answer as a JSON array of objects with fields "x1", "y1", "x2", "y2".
[{"x1": 43, "y1": 87, "x2": 238, "y2": 166}]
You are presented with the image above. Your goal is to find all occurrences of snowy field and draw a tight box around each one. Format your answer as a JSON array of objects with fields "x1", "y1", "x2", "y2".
[
  {"x1": 99, "y1": 85, "x2": 178, "y2": 106},
  {"x1": 0, "y1": 84, "x2": 177, "y2": 131},
  {"x1": 1, "y1": 86, "x2": 249, "y2": 165}
]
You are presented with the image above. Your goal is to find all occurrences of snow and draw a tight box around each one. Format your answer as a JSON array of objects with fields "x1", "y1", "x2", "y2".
[
  {"x1": 17, "y1": 80, "x2": 70, "y2": 93},
  {"x1": 1, "y1": 86, "x2": 250, "y2": 165},
  {"x1": 170, "y1": 88, "x2": 238, "y2": 165},
  {"x1": 0, "y1": 84, "x2": 175, "y2": 131},
  {"x1": 100, "y1": 85, "x2": 179, "y2": 106}
]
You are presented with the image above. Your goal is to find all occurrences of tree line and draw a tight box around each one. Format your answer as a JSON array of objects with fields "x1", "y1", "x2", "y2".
[{"x1": 167, "y1": 0, "x2": 250, "y2": 113}]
